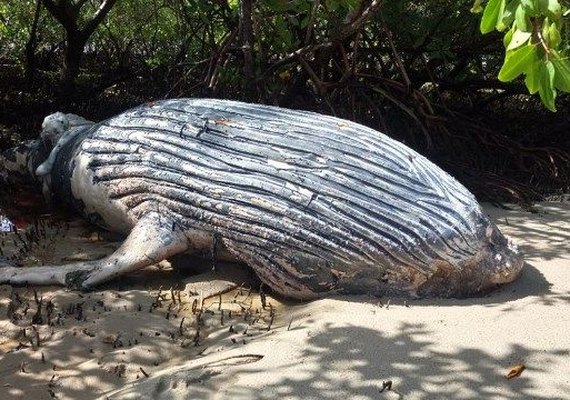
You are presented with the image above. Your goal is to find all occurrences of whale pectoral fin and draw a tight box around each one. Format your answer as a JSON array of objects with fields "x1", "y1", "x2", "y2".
[
  {"x1": 0, "y1": 263, "x2": 92, "y2": 286},
  {"x1": 80, "y1": 213, "x2": 190, "y2": 289},
  {"x1": 0, "y1": 212, "x2": 190, "y2": 290}
]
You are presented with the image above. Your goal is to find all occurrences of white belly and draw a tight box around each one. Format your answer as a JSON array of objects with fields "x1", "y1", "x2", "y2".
[{"x1": 70, "y1": 152, "x2": 135, "y2": 233}]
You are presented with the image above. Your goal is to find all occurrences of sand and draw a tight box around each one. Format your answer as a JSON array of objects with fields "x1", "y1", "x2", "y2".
[{"x1": 0, "y1": 201, "x2": 569, "y2": 400}]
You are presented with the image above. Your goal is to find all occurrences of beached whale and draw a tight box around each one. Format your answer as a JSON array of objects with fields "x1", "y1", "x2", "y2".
[{"x1": 0, "y1": 99, "x2": 524, "y2": 299}]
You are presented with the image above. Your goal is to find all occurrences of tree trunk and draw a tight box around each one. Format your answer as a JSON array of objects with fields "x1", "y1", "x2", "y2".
[
  {"x1": 25, "y1": 0, "x2": 43, "y2": 84},
  {"x1": 238, "y1": 0, "x2": 255, "y2": 100},
  {"x1": 40, "y1": 0, "x2": 118, "y2": 94},
  {"x1": 61, "y1": 32, "x2": 87, "y2": 93}
]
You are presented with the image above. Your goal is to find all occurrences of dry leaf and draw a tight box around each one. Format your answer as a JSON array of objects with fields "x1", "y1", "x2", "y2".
[
  {"x1": 278, "y1": 71, "x2": 291, "y2": 80},
  {"x1": 506, "y1": 363, "x2": 525, "y2": 379},
  {"x1": 102, "y1": 334, "x2": 118, "y2": 344}
]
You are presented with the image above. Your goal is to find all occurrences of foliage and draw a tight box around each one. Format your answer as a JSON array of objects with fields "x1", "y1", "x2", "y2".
[
  {"x1": 0, "y1": 0, "x2": 61, "y2": 64},
  {"x1": 473, "y1": 0, "x2": 570, "y2": 111},
  {"x1": 92, "y1": 0, "x2": 182, "y2": 69},
  {"x1": 0, "y1": 0, "x2": 568, "y2": 202}
]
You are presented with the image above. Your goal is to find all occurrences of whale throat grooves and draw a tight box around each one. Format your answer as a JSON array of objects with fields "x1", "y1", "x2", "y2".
[{"x1": 74, "y1": 99, "x2": 487, "y2": 296}]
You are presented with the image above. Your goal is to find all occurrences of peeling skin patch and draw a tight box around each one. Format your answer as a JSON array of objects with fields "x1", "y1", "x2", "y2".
[{"x1": 267, "y1": 159, "x2": 295, "y2": 170}]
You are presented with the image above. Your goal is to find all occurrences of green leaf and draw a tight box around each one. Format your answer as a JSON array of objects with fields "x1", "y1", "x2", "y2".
[
  {"x1": 274, "y1": 17, "x2": 293, "y2": 48},
  {"x1": 537, "y1": 60, "x2": 557, "y2": 111},
  {"x1": 498, "y1": 44, "x2": 538, "y2": 81},
  {"x1": 471, "y1": 0, "x2": 484, "y2": 13},
  {"x1": 515, "y1": 4, "x2": 531, "y2": 31},
  {"x1": 265, "y1": 0, "x2": 290, "y2": 12},
  {"x1": 548, "y1": 0, "x2": 562, "y2": 18},
  {"x1": 539, "y1": 0, "x2": 562, "y2": 18},
  {"x1": 344, "y1": 0, "x2": 360, "y2": 10},
  {"x1": 525, "y1": 61, "x2": 541, "y2": 94},
  {"x1": 286, "y1": 14, "x2": 299, "y2": 27},
  {"x1": 498, "y1": 0, "x2": 519, "y2": 31},
  {"x1": 495, "y1": 0, "x2": 507, "y2": 31},
  {"x1": 547, "y1": 23, "x2": 561, "y2": 48},
  {"x1": 520, "y1": 0, "x2": 537, "y2": 14},
  {"x1": 552, "y1": 57, "x2": 570, "y2": 92},
  {"x1": 503, "y1": 25, "x2": 515, "y2": 48},
  {"x1": 507, "y1": 29, "x2": 532, "y2": 50},
  {"x1": 326, "y1": 0, "x2": 340, "y2": 11},
  {"x1": 480, "y1": 0, "x2": 503, "y2": 33}
]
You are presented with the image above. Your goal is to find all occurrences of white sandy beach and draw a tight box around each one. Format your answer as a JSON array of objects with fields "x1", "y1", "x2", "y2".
[{"x1": 0, "y1": 201, "x2": 569, "y2": 399}]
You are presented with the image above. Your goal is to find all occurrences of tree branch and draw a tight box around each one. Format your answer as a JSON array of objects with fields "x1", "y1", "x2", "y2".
[
  {"x1": 40, "y1": 0, "x2": 77, "y2": 32},
  {"x1": 82, "y1": 0, "x2": 119, "y2": 38},
  {"x1": 25, "y1": 0, "x2": 43, "y2": 82},
  {"x1": 263, "y1": 0, "x2": 384, "y2": 79},
  {"x1": 338, "y1": 0, "x2": 383, "y2": 39},
  {"x1": 238, "y1": 0, "x2": 255, "y2": 99}
]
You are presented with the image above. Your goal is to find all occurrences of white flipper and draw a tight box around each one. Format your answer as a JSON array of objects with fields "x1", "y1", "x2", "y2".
[{"x1": 0, "y1": 212, "x2": 190, "y2": 289}]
